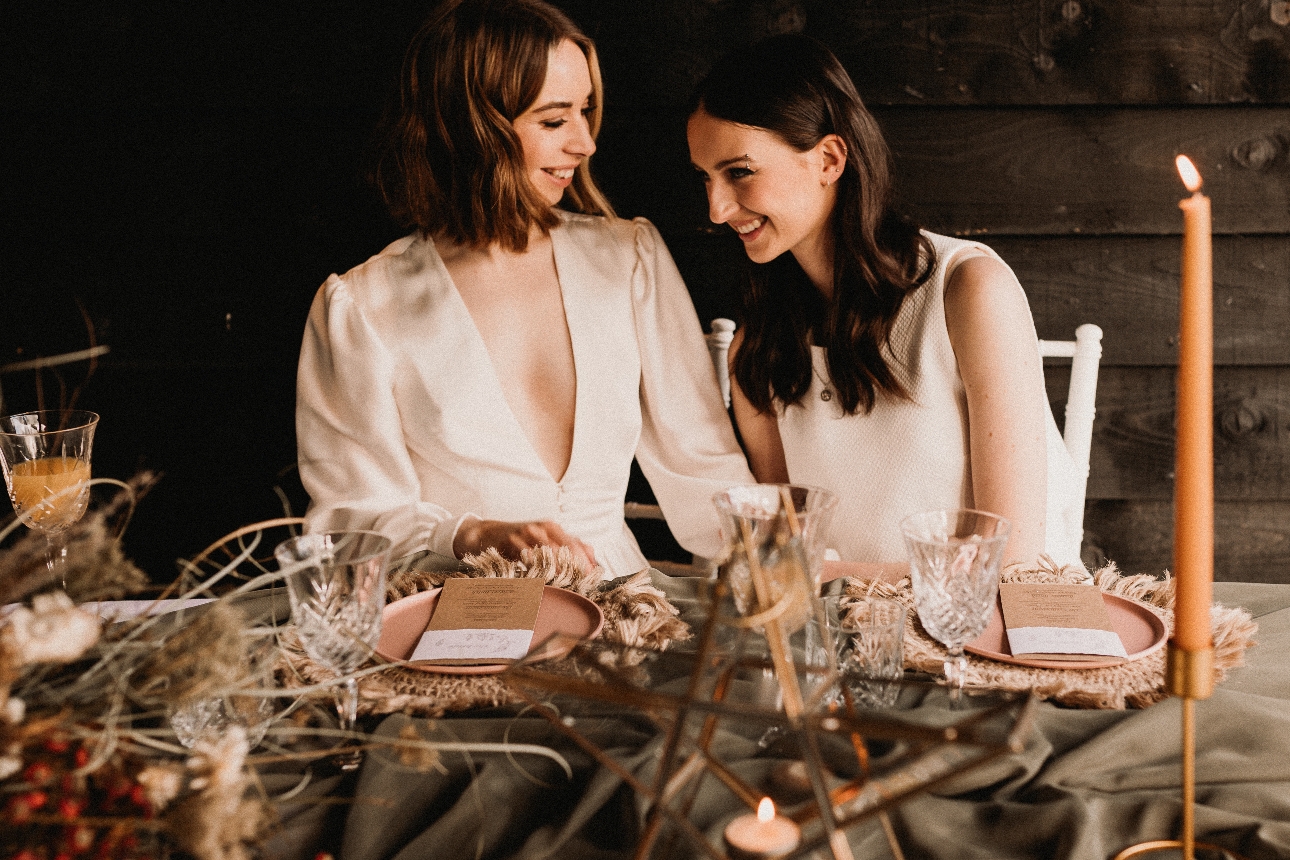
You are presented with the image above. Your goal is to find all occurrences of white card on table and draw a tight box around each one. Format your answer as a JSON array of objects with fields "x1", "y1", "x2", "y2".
[
  {"x1": 410, "y1": 578, "x2": 545, "y2": 665},
  {"x1": 1000, "y1": 582, "x2": 1129, "y2": 662}
]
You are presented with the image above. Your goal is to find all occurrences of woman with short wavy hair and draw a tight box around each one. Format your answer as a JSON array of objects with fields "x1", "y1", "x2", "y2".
[
  {"x1": 374, "y1": 0, "x2": 612, "y2": 250},
  {"x1": 296, "y1": 0, "x2": 753, "y2": 578}
]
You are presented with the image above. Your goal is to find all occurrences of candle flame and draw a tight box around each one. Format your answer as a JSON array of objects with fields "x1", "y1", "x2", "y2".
[
  {"x1": 1176, "y1": 155, "x2": 1202, "y2": 192},
  {"x1": 757, "y1": 797, "x2": 775, "y2": 823}
]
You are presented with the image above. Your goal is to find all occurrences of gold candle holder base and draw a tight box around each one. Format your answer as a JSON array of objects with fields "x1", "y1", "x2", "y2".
[
  {"x1": 1112, "y1": 642, "x2": 1247, "y2": 860},
  {"x1": 1166, "y1": 644, "x2": 1214, "y2": 700}
]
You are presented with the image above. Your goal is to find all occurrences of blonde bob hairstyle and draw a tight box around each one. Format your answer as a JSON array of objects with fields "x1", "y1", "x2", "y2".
[{"x1": 374, "y1": 0, "x2": 614, "y2": 252}]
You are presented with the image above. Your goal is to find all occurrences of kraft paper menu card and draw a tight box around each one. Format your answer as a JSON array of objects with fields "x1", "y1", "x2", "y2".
[
  {"x1": 410, "y1": 578, "x2": 545, "y2": 665},
  {"x1": 999, "y1": 582, "x2": 1129, "y2": 662}
]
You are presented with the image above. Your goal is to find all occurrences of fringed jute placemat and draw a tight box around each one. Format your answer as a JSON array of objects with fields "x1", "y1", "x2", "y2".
[
  {"x1": 277, "y1": 547, "x2": 691, "y2": 718},
  {"x1": 845, "y1": 559, "x2": 1258, "y2": 709}
]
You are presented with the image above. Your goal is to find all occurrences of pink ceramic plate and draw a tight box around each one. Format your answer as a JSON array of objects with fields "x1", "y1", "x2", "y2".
[
  {"x1": 964, "y1": 592, "x2": 1168, "y2": 670},
  {"x1": 374, "y1": 586, "x2": 604, "y2": 675}
]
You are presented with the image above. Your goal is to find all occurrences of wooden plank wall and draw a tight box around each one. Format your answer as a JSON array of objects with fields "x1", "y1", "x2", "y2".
[
  {"x1": 564, "y1": 0, "x2": 1290, "y2": 582},
  {"x1": 6, "y1": 1, "x2": 1288, "y2": 582},
  {"x1": 835, "y1": 0, "x2": 1290, "y2": 582}
]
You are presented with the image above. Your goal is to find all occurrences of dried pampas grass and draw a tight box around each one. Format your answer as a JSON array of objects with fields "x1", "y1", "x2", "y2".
[{"x1": 137, "y1": 602, "x2": 256, "y2": 706}]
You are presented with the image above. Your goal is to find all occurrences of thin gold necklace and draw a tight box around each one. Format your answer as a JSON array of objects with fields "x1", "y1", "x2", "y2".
[{"x1": 812, "y1": 353, "x2": 834, "y2": 402}]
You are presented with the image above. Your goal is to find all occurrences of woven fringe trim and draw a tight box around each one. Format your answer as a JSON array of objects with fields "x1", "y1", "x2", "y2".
[
  {"x1": 277, "y1": 547, "x2": 690, "y2": 718},
  {"x1": 846, "y1": 557, "x2": 1258, "y2": 710}
]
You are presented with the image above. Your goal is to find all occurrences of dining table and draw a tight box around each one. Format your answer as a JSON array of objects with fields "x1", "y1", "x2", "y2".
[{"x1": 252, "y1": 570, "x2": 1290, "y2": 860}]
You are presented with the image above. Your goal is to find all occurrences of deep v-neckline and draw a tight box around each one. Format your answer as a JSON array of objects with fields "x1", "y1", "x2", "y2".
[{"x1": 429, "y1": 230, "x2": 582, "y2": 485}]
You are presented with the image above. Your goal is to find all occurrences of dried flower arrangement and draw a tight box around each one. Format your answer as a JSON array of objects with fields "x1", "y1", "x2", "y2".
[
  {"x1": 0, "y1": 474, "x2": 270, "y2": 860},
  {"x1": 1, "y1": 481, "x2": 572, "y2": 860}
]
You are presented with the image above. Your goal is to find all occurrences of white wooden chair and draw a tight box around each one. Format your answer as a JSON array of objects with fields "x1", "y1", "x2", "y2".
[
  {"x1": 705, "y1": 318, "x2": 737, "y2": 408},
  {"x1": 1039, "y1": 323, "x2": 1104, "y2": 567}
]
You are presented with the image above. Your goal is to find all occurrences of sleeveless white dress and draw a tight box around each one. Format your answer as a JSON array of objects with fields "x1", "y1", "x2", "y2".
[{"x1": 777, "y1": 232, "x2": 1084, "y2": 567}]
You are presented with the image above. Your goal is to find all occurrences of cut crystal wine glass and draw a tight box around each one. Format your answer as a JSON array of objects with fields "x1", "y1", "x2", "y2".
[
  {"x1": 901, "y1": 509, "x2": 1010, "y2": 703},
  {"x1": 0, "y1": 410, "x2": 99, "y2": 583},
  {"x1": 275, "y1": 530, "x2": 391, "y2": 770}
]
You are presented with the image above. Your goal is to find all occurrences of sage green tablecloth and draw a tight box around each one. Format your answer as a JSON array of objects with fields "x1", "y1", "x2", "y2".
[{"x1": 266, "y1": 578, "x2": 1290, "y2": 860}]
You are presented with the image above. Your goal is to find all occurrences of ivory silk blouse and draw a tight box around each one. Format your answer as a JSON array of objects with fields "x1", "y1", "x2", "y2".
[{"x1": 295, "y1": 212, "x2": 755, "y2": 578}]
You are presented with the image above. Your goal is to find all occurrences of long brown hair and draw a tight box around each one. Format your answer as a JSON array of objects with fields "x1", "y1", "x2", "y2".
[
  {"x1": 692, "y1": 34, "x2": 934, "y2": 415},
  {"x1": 373, "y1": 0, "x2": 614, "y2": 252}
]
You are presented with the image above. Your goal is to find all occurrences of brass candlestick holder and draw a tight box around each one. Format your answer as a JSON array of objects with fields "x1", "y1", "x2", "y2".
[{"x1": 1113, "y1": 640, "x2": 1246, "y2": 860}]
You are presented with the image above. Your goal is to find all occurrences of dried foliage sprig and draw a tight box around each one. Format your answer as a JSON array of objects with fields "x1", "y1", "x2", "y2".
[
  {"x1": 1, "y1": 503, "x2": 572, "y2": 860},
  {"x1": 137, "y1": 603, "x2": 257, "y2": 706},
  {"x1": 0, "y1": 473, "x2": 154, "y2": 607}
]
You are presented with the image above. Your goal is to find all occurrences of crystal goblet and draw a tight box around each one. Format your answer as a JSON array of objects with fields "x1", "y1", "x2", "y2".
[
  {"x1": 0, "y1": 410, "x2": 99, "y2": 582},
  {"x1": 901, "y1": 508, "x2": 1010, "y2": 703},
  {"x1": 275, "y1": 530, "x2": 391, "y2": 770}
]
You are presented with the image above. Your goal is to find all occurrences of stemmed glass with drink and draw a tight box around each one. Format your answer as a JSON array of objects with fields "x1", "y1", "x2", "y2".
[
  {"x1": 901, "y1": 508, "x2": 1010, "y2": 704},
  {"x1": 0, "y1": 410, "x2": 99, "y2": 580},
  {"x1": 275, "y1": 530, "x2": 391, "y2": 770}
]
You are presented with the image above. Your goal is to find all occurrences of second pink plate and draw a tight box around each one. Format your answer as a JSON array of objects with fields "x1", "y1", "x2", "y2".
[
  {"x1": 374, "y1": 585, "x2": 604, "y2": 675},
  {"x1": 964, "y1": 592, "x2": 1168, "y2": 670}
]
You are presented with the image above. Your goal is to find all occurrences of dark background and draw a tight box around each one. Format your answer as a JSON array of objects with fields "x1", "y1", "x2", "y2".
[{"x1": 4, "y1": 1, "x2": 1290, "y2": 582}]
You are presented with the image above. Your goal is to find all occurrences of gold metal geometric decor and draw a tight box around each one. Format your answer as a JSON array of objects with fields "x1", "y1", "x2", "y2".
[{"x1": 501, "y1": 569, "x2": 1038, "y2": 860}]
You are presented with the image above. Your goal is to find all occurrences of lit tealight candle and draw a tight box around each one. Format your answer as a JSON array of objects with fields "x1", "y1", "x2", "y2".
[
  {"x1": 1173, "y1": 154, "x2": 1214, "y2": 655},
  {"x1": 723, "y1": 797, "x2": 801, "y2": 860}
]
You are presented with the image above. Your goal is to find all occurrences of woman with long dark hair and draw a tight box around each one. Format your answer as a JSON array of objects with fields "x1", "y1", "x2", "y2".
[
  {"x1": 687, "y1": 33, "x2": 1083, "y2": 573},
  {"x1": 295, "y1": 0, "x2": 753, "y2": 578}
]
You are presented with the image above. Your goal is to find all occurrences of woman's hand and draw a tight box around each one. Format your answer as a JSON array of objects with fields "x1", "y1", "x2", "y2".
[{"x1": 453, "y1": 518, "x2": 599, "y2": 573}]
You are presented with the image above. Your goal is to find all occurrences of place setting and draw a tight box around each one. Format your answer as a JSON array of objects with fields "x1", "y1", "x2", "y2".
[
  {"x1": 274, "y1": 538, "x2": 693, "y2": 722},
  {"x1": 901, "y1": 510, "x2": 1168, "y2": 675},
  {"x1": 846, "y1": 508, "x2": 1253, "y2": 711},
  {"x1": 374, "y1": 575, "x2": 603, "y2": 675}
]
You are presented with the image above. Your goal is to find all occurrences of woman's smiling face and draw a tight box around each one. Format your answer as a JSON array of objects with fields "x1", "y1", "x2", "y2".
[
  {"x1": 513, "y1": 38, "x2": 597, "y2": 207},
  {"x1": 687, "y1": 108, "x2": 842, "y2": 273}
]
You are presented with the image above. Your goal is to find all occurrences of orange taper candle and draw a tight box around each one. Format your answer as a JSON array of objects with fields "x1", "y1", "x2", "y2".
[{"x1": 1173, "y1": 154, "x2": 1213, "y2": 653}]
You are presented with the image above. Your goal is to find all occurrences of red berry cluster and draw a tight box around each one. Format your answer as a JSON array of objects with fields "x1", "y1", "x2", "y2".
[{"x1": 1, "y1": 734, "x2": 160, "y2": 860}]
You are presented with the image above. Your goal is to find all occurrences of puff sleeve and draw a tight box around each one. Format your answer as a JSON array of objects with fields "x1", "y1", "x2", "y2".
[
  {"x1": 629, "y1": 219, "x2": 755, "y2": 559},
  {"x1": 295, "y1": 276, "x2": 473, "y2": 561}
]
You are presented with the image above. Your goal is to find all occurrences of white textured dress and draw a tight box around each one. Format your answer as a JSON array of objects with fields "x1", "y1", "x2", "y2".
[
  {"x1": 296, "y1": 212, "x2": 755, "y2": 578},
  {"x1": 778, "y1": 232, "x2": 1084, "y2": 567}
]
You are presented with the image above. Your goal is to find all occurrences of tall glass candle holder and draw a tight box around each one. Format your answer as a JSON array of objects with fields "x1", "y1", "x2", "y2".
[{"x1": 712, "y1": 484, "x2": 839, "y2": 720}]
